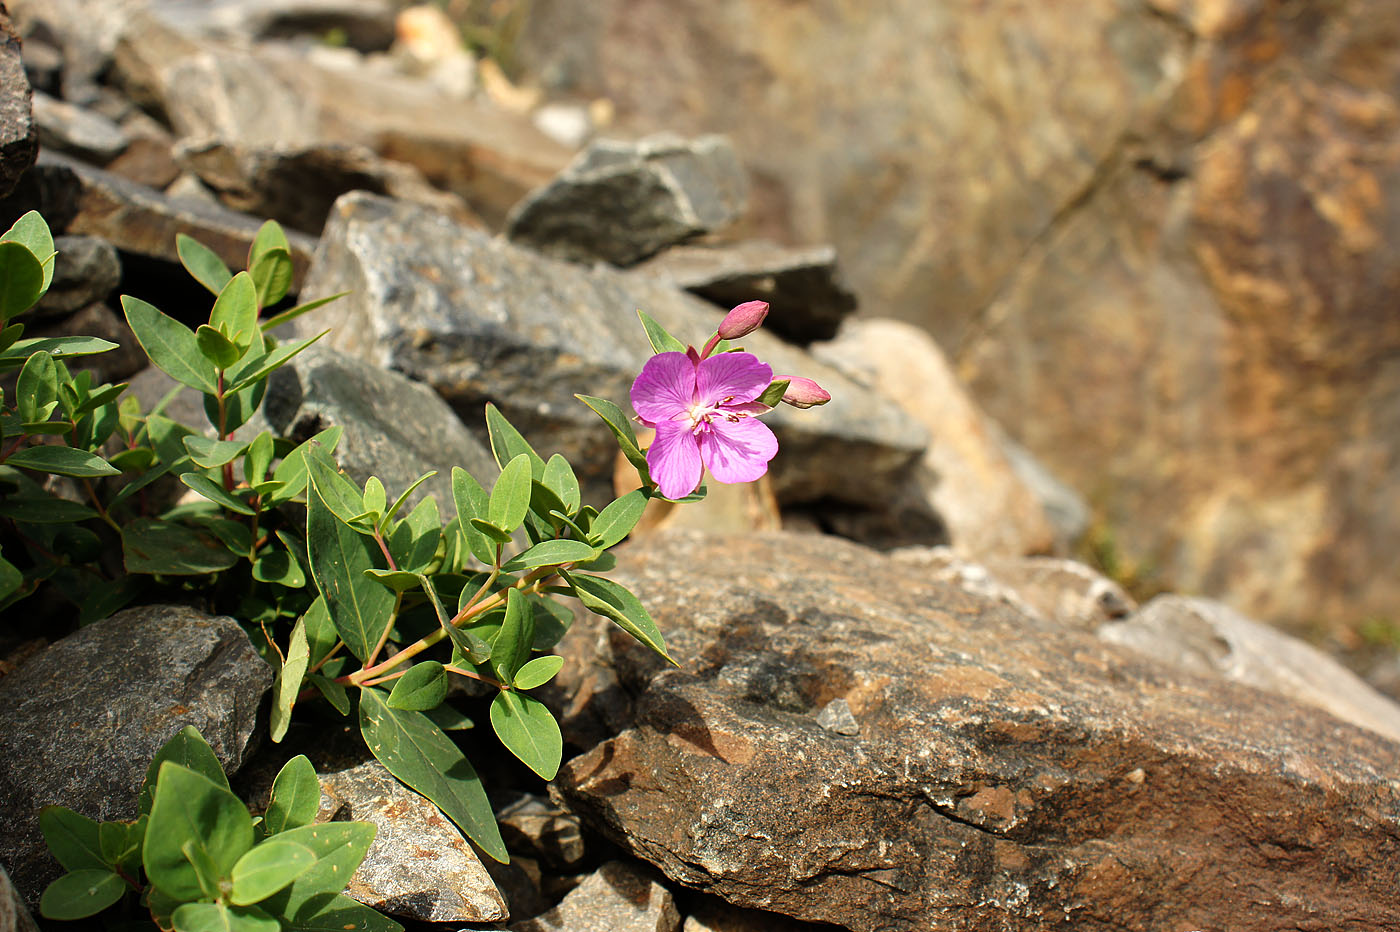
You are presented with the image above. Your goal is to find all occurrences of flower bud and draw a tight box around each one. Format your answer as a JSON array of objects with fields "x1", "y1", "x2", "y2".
[
  {"x1": 716, "y1": 301, "x2": 770, "y2": 340},
  {"x1": 777, "y1": 376, "x2": 831, "y2": 408}
]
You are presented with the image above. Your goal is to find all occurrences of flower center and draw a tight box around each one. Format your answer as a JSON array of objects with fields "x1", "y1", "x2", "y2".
[{"x1": 686, "y1": 396, "x2": 743, "y2": 433}]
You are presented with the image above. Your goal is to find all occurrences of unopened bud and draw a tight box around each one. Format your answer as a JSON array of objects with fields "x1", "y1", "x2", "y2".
[
  {"x1": 716, "y1": 301, "x2": 770, "y2": 340},
  {"x1": 778, "y1": 376, "x2": 831, "y2": 408}
]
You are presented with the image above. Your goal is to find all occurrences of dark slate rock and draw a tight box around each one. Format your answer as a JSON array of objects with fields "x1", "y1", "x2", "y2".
[
  {"x1": 506, "y1": 134, "x2": 748, "y2": 267},
  {"x1": 34, "y1": 234, "x2": 120, "y2": 316},
  {"x1": 0, "y1": 7, "x2": 36, "y2": 200},
  {"x1": 296, "y1": 192, "x2": 926, "y2": 509},
  {"x1": 554, "y1": 530, "x2": 1400, "y2": 932},
  {"x1": 630, "y1": 241, "x2": 857, "y2": 345},
  {"x1": 30, "y1": 90, "x2": 128, "y2": 164},
  {"x1": 0, "y1": 604, "x2": 272, "y2": 906}
]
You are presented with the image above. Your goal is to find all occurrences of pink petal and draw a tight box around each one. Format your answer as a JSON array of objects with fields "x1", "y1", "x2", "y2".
[
  {"x1": 696, "y1": 352, "x2": 772, "y2": 406},
  {"x1": 631, "y1": 352, "x2": 698, "y2": 423},
  {"x1": 647, "y1": 420, "x2": 704, "y2": 499},
  {"x1": 698, "y1": 416, "x2": 778, "y2": 485}
]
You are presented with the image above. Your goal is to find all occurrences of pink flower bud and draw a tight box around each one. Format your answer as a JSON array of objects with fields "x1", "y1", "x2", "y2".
[
  {"x1": 716, "y1": 301, "x2": 770, "y2": 340},
  {"x1": 777, "y1": 376, "x2": 831, "y2": 408}
]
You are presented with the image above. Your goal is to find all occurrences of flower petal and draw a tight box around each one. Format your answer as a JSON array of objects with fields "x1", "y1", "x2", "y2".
[
  {"x1": 631, "y1": 352, "x2": 698, "y2": 423},
  {"x1": 647, "y1": 420, "x2": 704, "y2": 499},
  {"x1": 698, "y1": 416, "x2": 778, "y2": 485},
  {"x1": 696, "y1": 352, "x2": 772, "y2": 406}
]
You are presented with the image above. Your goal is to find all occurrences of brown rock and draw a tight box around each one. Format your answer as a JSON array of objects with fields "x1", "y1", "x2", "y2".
[
  {"x1": 554, "y1": 530, "x2": 1400, "y2": 932},
  {"x1": 0, "y1": 5, "x2": 36, "y2": 199},
  {"x1": 511, "y1": 860, "x2": 680, "y2": 932}
]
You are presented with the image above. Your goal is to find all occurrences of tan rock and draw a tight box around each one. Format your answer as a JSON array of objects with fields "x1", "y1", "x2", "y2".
[{"x1": 511, "y1": 860, "x2": 679, "y2": 932}]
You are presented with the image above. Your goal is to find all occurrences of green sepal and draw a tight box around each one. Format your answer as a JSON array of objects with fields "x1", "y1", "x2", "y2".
[{"x1": 755, "y1": 378, "x2": 791, "y2": 408}]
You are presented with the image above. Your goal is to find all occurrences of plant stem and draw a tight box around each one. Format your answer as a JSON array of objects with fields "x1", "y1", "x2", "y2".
[{"x1": 364, "y1": 592, "x2": 402, "y2": 668}]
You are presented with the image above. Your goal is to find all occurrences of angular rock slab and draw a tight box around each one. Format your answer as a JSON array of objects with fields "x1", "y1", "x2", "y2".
[
  {"x1": 511, "y1": 860, "x2": 679, "y2": 932},
  {"x1": 0, "y1": 604, "x2": 271, "y2": 905},
  {"x1": 554, "y1": 531, "x2": 1400, "y2": 932},
  {"x1": 507, "y1": 134, "x2": 748, "y2": 267},
  {"x1": 319, "y1": 760, "x2": 506, "y2": 924},
  {"x1": 296, "y1": 192, "x2": 926, "y2": 508}
]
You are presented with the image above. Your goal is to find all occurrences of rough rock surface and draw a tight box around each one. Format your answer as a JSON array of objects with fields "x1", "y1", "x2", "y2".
[
  {"x1": 554, "y1": 531, "x2": 1400, "y2": 932},
  {"x1": 35, "y1": 234, "x2": 121, "y2": 316},
  {"x1": 319, "y1": 760, "x2": 506, "y2": 924},
  {"x1": 0, "y1": 604, "x2": 271, "y2": 905},
  {"x1": 495, "y1": 793, "x2": 586, "y2": 870},
  {"x1": 0, "y1": 6, "x2": 36, "y2": 199},
  {"x1": 296, "y1": 192, "x2": 927, "y2": 509},
  {"x1": 0, "y1": 863, "x2": 38, "y2": 932},
  {"x1": 982, "y1": 555, "x2": 1137, "y2": 630},
  {"x1": 629, "y1": 241, "x2": 856, "y2": 345},
  {"x1": 506, "y1": 134, "x2": 748, "y2": 266},
  {"x1": 511, "y1": 860, "x2": 680, "y2": 932},
  {"x1": 1101, "y1": 594, "x2": 1400, "y2": 746}
]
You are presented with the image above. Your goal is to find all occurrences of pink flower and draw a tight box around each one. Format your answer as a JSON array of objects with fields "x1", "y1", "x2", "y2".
[
  {"x1": 630, "y1": 351, "x2": 779, "y2": 500},
  {"x1": 775, "y1": 376, "x2": 831, "y2": 409}
]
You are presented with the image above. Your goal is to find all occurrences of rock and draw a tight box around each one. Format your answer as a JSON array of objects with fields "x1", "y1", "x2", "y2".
[
  {"x1": 28, "y1": 303, "x2": 146, "y2": 385},
  {"x1": 0, "y1": 863, "x2": 38, "y2": 932},
  {"x1": 296, "y1": 192, "x2": 927, "y2": 510},
  {"x1": 533, "y1": 101, "x2": 594, "y2": 148},
  {"x1": 103, "y1": 111, "x2": 181, "y2": 190},
  {"x1": 0, "y1": 604, "x2": 271, "y2": 905},
  {"x1": 506, "y1": 134, "x2": 748, "y2": 266},
  {"x1": 8, "y1": 0, "x2": 152, "y2": 105},
  {"x1": 146, "y1": 0, "x2": 399, "y2": 51},
  {"x1": 1100, "y1": 595, "x2": 1400, "y2": 746},
  {"x1": 815, "y1": 319, "x2": 1055, "y2": 558},
  {"x1": 554, "y1": 530, "x2": 1400, "y2": 932},
  {"x1": 30, "y1": 90, "x2": 128, "y2": 164},
  {"x1": 495, "y1": 793, "x2": 586, "y2": 870},
  {"x1": 0, "y1": 6, "x2": 36, "y2": 199},
  {"x1": 34, "y1": 234, "x2": 120, "y2": 317},
  {"x1": 993, "y1": 428, "x2": 1091, "y2": 554},
  {"x1": 983, "y1": 555, "x2": 1136, "y2": 630},
  {"x1": 511, "y1": 860, "x2": 680, "y2": 932},
  {"x1": 260, "y1": 344, "x2": 499, "y2": 515},
  {"x1": 318, "y1": 760, "x2": 506, "y2": 924},
  {"x1": 630, "y1": 241, "x2": 857, "y2": 345},
  {"x1": 683, "y1": 896, "x2": 829, "y2": 932}
]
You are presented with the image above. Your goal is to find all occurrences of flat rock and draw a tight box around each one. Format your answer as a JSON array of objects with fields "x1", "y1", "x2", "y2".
[
  {"x1": 554, "y1": 530, "x2": 1400, "y2": 932},
  {"x1": 1100, "y1": 594, "x2": 1400, "y2": 746},
  {"x1": 30, "y1": 90, "x2": 128, "y2": 164},
  {"x1": 319, "y1": 760, "x2": 506, "y2": 924},
  {"x1": 0, "y1": 7, "x2": 36, "y2": 199},
  {"x1": 34, "y1": 234, "x2": 121, "y2": 317},
  {"x1": 629, "y1": 241, "x2": 856, "y2": 345},
  {"x1": 296, "y1": 192, "x2": 926, "y2": 509},
  {"x1": 507, "y1": 134, "x2": 748, "y2": 266},
  {"x1": 0, "y1": 604, "x2": 271, "y2": 906},
  {"x1": 511, "y1": 860, "x2": 679, "y2": 932},
  {"x1": 259, "y1": 344, "x2": 498, "y2": 515}
]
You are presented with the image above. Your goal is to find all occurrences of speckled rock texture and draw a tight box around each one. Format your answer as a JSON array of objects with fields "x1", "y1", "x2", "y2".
[
  {"x1": 0, "y1": 604, "x2": 271, "y2": 906},
  {"x1": 553, "y1": 531, "x2": 1400, "y2": 932},
  {"x1": 0, "y1": 4, "x2": 36, "y2": 199},
  {"x1": 510, "y1": 860, "x2": 679, "y2": 932}
]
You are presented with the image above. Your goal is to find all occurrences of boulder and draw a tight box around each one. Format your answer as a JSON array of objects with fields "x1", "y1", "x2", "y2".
[
  {"x1": 554, "y1": 530, "x2": 1400, "y2": 932},
  {"x1": 0, "y1": 6, "x2": 36, "y2": 199},
  {"x1": 30, "y1": 90, "x2": 128, "y2": 164},
  {"x1": 0, "y1": 604, "x2": 271, "y2": 905},
  {"x1": 507, "y1": 134, "x2": 748, "y2": 266},
  {"x1": 33, "y1": 234, "x2": 120, "y2": 317},
  {"x1": 510, "y1": 860, "x2": 680, "y2": 932},
  {"x1": 295, "y1": 192, "x2": 927, "y2": 510}
]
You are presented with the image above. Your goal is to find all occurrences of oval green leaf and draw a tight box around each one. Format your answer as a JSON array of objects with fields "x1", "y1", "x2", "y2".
[
  {"x1": 513, "y1": 654, "x2": 564, "y2": 690},
  {"x1": 488, "y1": 453, "x2": 532, "y2": 533},
  {"x1": 177, "y1": 233, "x2": 233, "y2": 296},
  {"x1": 230, "y1": 840, "x2": 316, "y2": 905},
  {"x1": 143, "y1": 763, "x2": 254, "y2": 901},
  {"x1": 5, "y1": 444, "x2": 119, "y2": 478},
  {"x1": 500, "y1": 538, "x2": 597, "y2": 573},
  {"x1": 588, "y1": 489, "x2": 648, "y2": 550},
  {"x1": 387, "y1": 661, "x2": 448, "y2": 711},
  {"x1": 39, "y1": 869, "x2": 126, "y2": 921},
  {"x1": 489, "y1": 691, "x2": 562, "y2": 780},
  {"x1": 264, "y1": 755, "x2": 320, "y2": 836}
]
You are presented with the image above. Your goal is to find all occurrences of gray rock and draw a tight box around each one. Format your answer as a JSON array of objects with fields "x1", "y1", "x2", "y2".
[
  {"x1": 630, "y1": 241, "x2": 857, "y2": 345},
  {"x1": 28, "y1": 302, "x2": 146, "y2": 386},
  {"x1": 993, "y1": 427, "x2": 1091, "y2": 554},
  {"x1": 30, "y1": 90, "x2": 128, "y2": 164},
  {"x1": 296, "y1": 192, "x2": 926, "y2": 509},
  {"x1": 0, "y1": 8, "x2": 36, "y2": 200},
  {"x1": 260, "y1": 345, "x2": 499, "y2": 516},
  {"x1": 507, "y1": 134, "x2": 748, "y2": 267},
  {"x1": 8, "y1": 0, "x2": 151, "y2": 106},
  {"x1": 319, "y1": 760, "x2": 506, "y2": 924},
  {"x1": 145, "y1": 0, "x2": 399, "y2": 51},
  {"x1": 0, "y1": 863, "x2": 39, "y2": 932},
  {"x1": 511, "y1": 860, "x2": 680, "y2": 932},
  {"x1": 1099, "y1": 595, "x2": 1400, "y2": 746},
  {"x1": 0, "y1": 604, "x2": 271, "y2": 906},
  {"x1": 495, "y1": 793, "x2": 586, "y2": 869},
  {"x1": 554, "y1": 530, "x2": 1400, "y2": 932},
  {"x1": 34, "y1": 235, "x2": 121, "y2": 317}
]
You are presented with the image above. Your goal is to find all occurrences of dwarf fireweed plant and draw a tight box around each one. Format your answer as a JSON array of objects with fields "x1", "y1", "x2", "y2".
[
  {"x1": 3, "y1": 211, "x2": 828, "y2": 907},
  {"x1": 38, "y1": 726, "x2": 398, "y2": 931}
]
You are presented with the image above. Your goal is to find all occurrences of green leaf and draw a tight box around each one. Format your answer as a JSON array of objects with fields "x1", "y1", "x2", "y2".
[
  {"x1": 244, "y1": 431, "x2": 275, "y2": 486},
  {"x1": 308, "y1": 674, "x2": 350, "y2": 715},
  {"x1": 224, "y1": 332, "x2": 327, "y2": 395},
  {"x1": 491, "y1": 588, "x2": 534, "y2": 685},
  {"x1": 484, "y1": 403, "x2": 545, "y2": 476},
  {"x1": 382, "y1": 472, "x2": 436, "y2": 528},
  {"x1": 360, "y1": 477, "x2": 386, "y2": 523},
  {"x1": 179, "y1": 473, "x2": 256, "y2": 515},
  {"x1": 144, "y1": 763, "x2": 255, "y2": 901},
  {"x1": 177, "y1": 233, "x2": 233, "y2": 296},
  {"x1": 306, "y1": 481, "x2": 394, "y2": 662},
  {"x1": 140, "y1": 726, "x2": 230, "y2": 817},
  {"x1": 755, "y1": 378, "x2": 791, "y2": 408},
  {"x1": 248, "y1": 220, "x2": 291, "y2": 271},
  {"x1": 500, "y1": 539, "x2": 597, "y2": 573},
  {"x1": 0, "y1": 240, "x2": 45, "y2": 320},
  {"x1": 391, "y1": 496, "x2": 440, "y2": 573},
  {"x1": 268, "y1": 427, "x2": 343, "y2": 504},
  {"x1": 362, "y1": 568, "x2": 422, "y2": 592},
  {"x1": 195, "y1": 324, "x2": 243, "y2": 369},
  {"x1": 0, "y1": 554, "x2": 19, "y2": 602},
  {"x1": 122, "y1": 296, "x2": 218, "y2": 393},
  {"x1": 184, "y1": 436, "x2": 250, "y2": 469},
  {"x1": 541, "y1": 454, "x2": 581, "y2": 514},
  {"x1": 260, "y1": 291, "x2": 348, "y2": 334},
  {"x1": 193, "y1": 516, "x2": 253, "y2": 556},
  {"x1": 0, "y1": 493, "x2": 98, "y2": 523},
  {"x1": 468, "y1": 517, "x2": 511, "y2": 544},
  {"x1": 5, "y1": 444, "x2": 118, "y2": 477},
  {"x1": 418, "y1": 574, "x2": 492, "y2": 665},
  {"x1": 270, "y1": 892, "x2": 402, "y2": 932},
  {"x1": 488, "y1": 453, "x2": 532, "y2": 533},
  {"x1": 252, "y1": 550, "x2": 306, "y2": 588},
  {"x1": 0, "y1": 335, "x2": 118, "y2": 369},
  {"x1": 38, "y1": 806, "x2": 106, "y2": 872},
  {"x1": 529, "y1": 594, "x2": 573, "y2": 650},
  {"x1": 3, "y1": 210, "x2": 55, "y2": 290},
  {"x1": 270, "y1": 616, "x2": 311, "y2": 743},
  {"x1": 175, "y1": 902, "x2": 281, "y2": 932},
  {"x1": 636, "y1": 308, "x2": 688, "y2": 354},
  {"x1": 305, "y1": 446, "x2": 372, "y2": 531},
  {"x1": 575, "y1": 394, "x2": 648, "y2": 474},
  {"x1": 249, "y1": 247, "x2": 294, "y2": 311},
  {"x1": 210, "y1": 272, "x2": 260, "y2": 349},
  {"x1": 99, "y1": 817, "x2": 145, "y2": 876},
  {"x1": 124, "y1": 517, "x2": 239, "y2": 575},
  {"x1": 16, "y1": 350, "x2": 57, "y2": 424},
  {"x1": 265, "y1": 756, "x2": 320, "y2": 835},
  {"x1": 424, "y1": 704, "x2": 474, "y2": 731},
  {"x1": 387, "y1": 661, "x2": 448, "y2": 711},
  {"x1": 0, "y1": 321, "x2": 23, "y2": 352},
  {"x1": 450, "y1": 468, "x2": 495, "y2": 565},
  {"x1": 230, "y1": 840, "x2": 316, "y2": 905},
  {"x1": 300, "y1": 595, "x2": 337, "y2": 667},
  {"x1": 563, "y1": 571, "x2": 675, "y2": 665},
  {"x1": 39, "y1": 869, "x2": 126, "y2": 920},
  {"x1": 257, "y1": 823, "x2": 375, "y2": 910},
  {"x1": 108, "y1": 447, "x2": 158, "y2": 472},
  {"x1": 357, "y1": 687, "x2": 506, "y2": 862},
  {"x1": 489, "y1": 691, "x2": 562, "y2": 780},
  {"x1": 513, "y1": 654, "x2": 564, "y2": 690},
  {"x1": 527, "y1": 480, "x2": 569, "y2": 529},
  {"x1": 588, "y1": 489, "x2": 648, "y2": 549}
]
